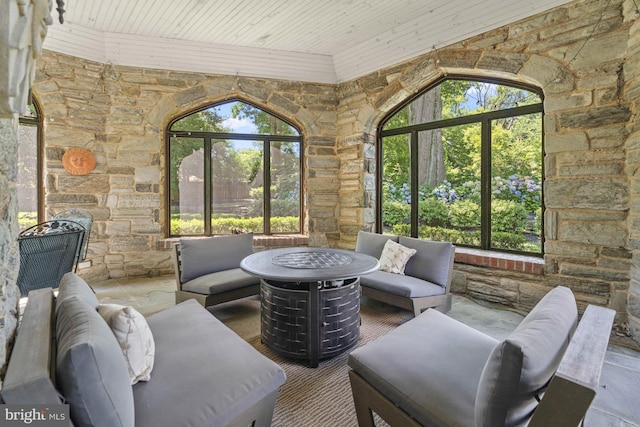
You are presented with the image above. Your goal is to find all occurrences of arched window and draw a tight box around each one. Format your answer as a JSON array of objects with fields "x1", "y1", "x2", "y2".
[
  {"x1": 379, "y1": 78, "x2": 543, "y2": 255},
  {"x1": 17, "y1": 99, "x2": 43, "y2": 229},
  {"x1": 166, "y1": 99, "x2": 302, "y2": 236}
]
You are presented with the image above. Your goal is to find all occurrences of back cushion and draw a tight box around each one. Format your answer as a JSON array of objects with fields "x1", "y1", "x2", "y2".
[
  {"x1": 474, "y1": 286, "x2": 578, "y2": 427},
  {"x1": 56, "y1": 297, "x2": 135, "y2": 427},
  {"x1": 180, "y1": 233, "x2": 254, "y2": 282},
  {"x1": 355, "y1": 231, "x2": 399, "y2": 259},
  {"x1": 57, "y1": 272, "x2": 99, "y2": 309},
  {"x1": 398, "y1": 237, "x2": 453, "y2": 287}
]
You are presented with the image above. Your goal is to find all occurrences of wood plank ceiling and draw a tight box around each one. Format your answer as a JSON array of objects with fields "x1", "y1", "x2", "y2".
[{"x1": 44, "y1": 0, "x2": 574, "y2": 83}]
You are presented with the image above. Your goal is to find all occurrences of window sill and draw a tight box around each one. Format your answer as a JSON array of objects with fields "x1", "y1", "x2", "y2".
[{"x1": 454, "y1": 247, "x2": 543, "y2": 275}]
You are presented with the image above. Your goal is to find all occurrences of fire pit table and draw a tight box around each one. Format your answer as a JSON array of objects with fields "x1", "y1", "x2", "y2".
[{"x1": 240, "y1": 247, "x2": 379, "y2": 367}]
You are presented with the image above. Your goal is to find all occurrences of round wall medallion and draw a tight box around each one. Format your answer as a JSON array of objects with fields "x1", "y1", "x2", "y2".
[{"x1": 62, "y1": 148, "x2": 96, "y2": 175}]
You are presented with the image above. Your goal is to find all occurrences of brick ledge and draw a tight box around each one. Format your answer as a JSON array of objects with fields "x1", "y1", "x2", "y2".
[{"x1": 455, "y1": 248, "x2": 543, "y2": 275}]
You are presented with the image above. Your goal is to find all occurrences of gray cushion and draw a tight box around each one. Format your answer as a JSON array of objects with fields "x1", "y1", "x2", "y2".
[
  {"x1": 355, "y1": 231, "x2": 399, "y2": 259},
  {"x1": 360, "y1": 270, "x2": 445, "y2": 298},
  {"x1": 349, "y1": 309, "x2": 498, "y2": 427},
  {"x1": 474, "y1": 286, "x2": 578, "y2": 427},
  {"x1": 398, "y1": 236, "x2": 454, "y2": 288},
  {"x1": 182, "y1": 268, "x2": 259, "y2": 295},
  {"x1": 57, "y1": 272, "x2": 99, "y2": 309},
  {"x1": 56, "y1": 297, "x2": 135, "y2": 427},
  {"x1": 134, "y1": 300, "x2": 286, "y2": 427},
  {"x1": 180, "y1": 233, "x2": 254, "y2": 283}
]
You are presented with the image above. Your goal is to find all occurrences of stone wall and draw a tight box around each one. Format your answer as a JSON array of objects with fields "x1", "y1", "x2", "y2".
[
  {"x1": 33, "y1": 54, "x2": 339, "y2": 282},
  {"x1": 334, "y1": 0, "x2": 639, "y2": 346},
  {"x1": 27, "y1": 0, "x2": 640, "y2": 349}
]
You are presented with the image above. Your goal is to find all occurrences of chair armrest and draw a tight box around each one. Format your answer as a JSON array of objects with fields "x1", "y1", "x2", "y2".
[{"x1": 529, "y1": 304, "x2": 615, "y2": 427}]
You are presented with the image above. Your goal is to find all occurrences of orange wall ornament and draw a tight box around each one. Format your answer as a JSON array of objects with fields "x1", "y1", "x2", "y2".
[{"x1": 62, "y1": 148, "x2": 96, "y2": 175}]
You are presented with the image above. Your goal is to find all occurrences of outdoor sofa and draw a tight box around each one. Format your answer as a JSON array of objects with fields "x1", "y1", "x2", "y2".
[
  {"x1": 173, "y1": 232, "x2": 260, "y2": 308},
  {"x1": 2, "y1": 272, "x2": 286, "y2": 427},
  {"x1": 355, "y1": 231, "x2": 455, "y2": 316}
]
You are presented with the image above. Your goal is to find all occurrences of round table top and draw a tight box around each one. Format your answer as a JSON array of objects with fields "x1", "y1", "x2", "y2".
[{"x1": 240, "y1": 247, "x2": 380, "y2": 282}]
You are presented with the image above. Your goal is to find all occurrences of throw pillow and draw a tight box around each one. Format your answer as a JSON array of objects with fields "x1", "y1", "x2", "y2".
[
  {"x1": 98, "y1": 304, "x2": 155, "y2": 384},
  {"x1": 378, "y1": 239, "x2": 417, "y2": 274}
]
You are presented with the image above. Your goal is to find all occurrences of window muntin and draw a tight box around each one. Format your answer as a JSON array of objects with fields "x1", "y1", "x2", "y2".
[
  {"x1": 167, "y1": 100, "x2": 302, "y2": 236},
  {"x1": 379, "y1": 79, "x2": 543, "y2": 255}
]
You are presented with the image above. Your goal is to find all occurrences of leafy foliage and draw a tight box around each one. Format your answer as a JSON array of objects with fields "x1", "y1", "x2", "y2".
[{"x1": 381, "y1": 79, "x2": 543, "y2": 253}]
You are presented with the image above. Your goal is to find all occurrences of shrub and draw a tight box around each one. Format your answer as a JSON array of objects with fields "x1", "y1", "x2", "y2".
[
  {"x1": 449, "y1": 200, "x2": 480, "y2": 228},
  {"x1": 491, "y1": 200, "x2": 527, "y2": 233},
  {"x1": 418, "y1": 199, "x2": 449, "y2": 227},
  {"x1": 383, "y1": 202, "x2": 410, "y2": 227},
  {"x1": 170, "y1": 215, "x2": 299, "y2": 235},
  {"x1": 491, "y1": 231, "x2": 527, "y2": 251}
]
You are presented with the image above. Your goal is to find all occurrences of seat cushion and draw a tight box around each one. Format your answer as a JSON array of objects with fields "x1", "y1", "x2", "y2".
[
  {"x1": 133, "y1": 300, "x2": 286, "y2": 427},
  {"x1": 349, "y1": 309, "x2": 498, "y2": 427},
  {"x1": 360, "y1": 270, "x2": 446, "y2": 298},
  {"x1": 57, "y1": 272, "x2": 99, "y2": 309},
  {"x1": 180, "y1": 233, "x2": 254, "y2": 283},
  {"x1": 399, "y1": 237, "x2": 454, "y2": 288},
  {"x1": 474, "y1": 286, "x2": 578, "y2": 427},
  {"x1": 182, "y1": 268, "x2": 259, "y2": 295},
  {"x1": 56, "y1": 297, "x2": 135, "y2": 427},
  {"x1": 355, "y1": 231, "x2": 399, "y2": 259}
]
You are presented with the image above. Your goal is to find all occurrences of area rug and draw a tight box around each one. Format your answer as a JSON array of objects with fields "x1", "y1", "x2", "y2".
[
  {"x1": 211, "y1": 297, "x2": 413, "y2": 427},
  {"x1": 245, "y1": 299, "x2": 412, "y2": 427}
]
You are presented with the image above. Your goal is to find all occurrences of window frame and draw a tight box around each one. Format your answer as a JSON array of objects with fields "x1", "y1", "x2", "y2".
[
  {"x1": 165, "y1": 99, "x2": 303, "y2": 237},
  {"x1": 376, "y1": 76, "x2": 544, "y2": 256},
  {"x1": 17, "y1": 97, "x2": 44, "y2": 224}
]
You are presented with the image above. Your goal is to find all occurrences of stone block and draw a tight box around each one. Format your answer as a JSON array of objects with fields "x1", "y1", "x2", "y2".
[
  {"x1": 58, "y1": 175, "x2": 110, "y2": 194},
  {"x1": 544, "y1": 132, "x2": 589, "y2": 153},
  {"x1": 545, "y1": 177, "x2": 628, "y2": 209},
  {"x1": 109, "y1": 236, "x2": 151, "y2": 253},
  {"x1": 135, "y1": 166, "x2": 160, "y2": 183},
  {"x1": 558, "y1": 222, "x2": 627, "y2": 247},
  {"x1": 520, "y1": 55, "x2": 574, "y2": 93},
  {"x1": 477, "y1": 52, "x2": 527, "y2": 74},
  {"x1": 558, "y1": 105, "x2": 631, "y2": 129},
  {"x1": 117, "y1": 194, "x2": 161, "y2": 208},
  {"x1": 105, "y1": 220, "x2": 132, "y2": 235},
  {"x1": 308, "y1": 157, "x2": 340, "y2": 169}
]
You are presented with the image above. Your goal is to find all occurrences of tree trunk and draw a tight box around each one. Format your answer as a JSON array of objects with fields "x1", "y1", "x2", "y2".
[{"x1": 407, "y1": 87, "x2": 445, "y2": 187}]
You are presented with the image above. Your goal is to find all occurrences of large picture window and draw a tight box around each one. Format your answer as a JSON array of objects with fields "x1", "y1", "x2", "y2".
[
  {"x1": 379, "y1": 78, "x2": 543, "y2": 255},
  {"x1": 167, "y1": 100, "x2": 302, "y2": 236}
]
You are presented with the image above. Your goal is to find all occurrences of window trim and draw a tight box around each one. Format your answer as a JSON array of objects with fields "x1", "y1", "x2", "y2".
[
  {"x1": 164, "y1": 99, "x2": 303, "y2": 237},
  {"x1": 376, "y1": 76, "x2": 544, "y2": 256}
]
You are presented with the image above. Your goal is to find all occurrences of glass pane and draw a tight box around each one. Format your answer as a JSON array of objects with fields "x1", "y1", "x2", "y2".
[
  {"x1": 381, "y1": 133, "x2": 411, "y2": 235},
  {"x1": 172, "y1": 100, "x2": 299, "y2": 136},
  {"x1": 418, "y1": 123, "x2": 481, "y2": 246},
  {"x1": 211, "y1": 139, "x2": 264, "y2": 234},
  {"x1": 270, "y1": 141, "x2": 300, "y2": 233},
  {"x1": 169, "y1": 137, "x2": 205, "y2": 235},
  {"x1": 490, "y1": 113, "x2": 542, "y2": 253},
  {"x1": 17, "y1": 123, "x2": 38, "y2": 230},
  {"x1": 383, "y1": 80, "x2": 542, "y2": 130}
]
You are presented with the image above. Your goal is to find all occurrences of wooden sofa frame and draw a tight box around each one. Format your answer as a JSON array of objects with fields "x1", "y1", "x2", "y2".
[
  {"x1": 349, "y1": 304, "x2": 615, "y2": 427},
  {"x1": 2, "y1": 288, "x2": 278, "y2": 427},
  {"x1": 172, "y1": 243, "x2": 260, "y2": 308}
]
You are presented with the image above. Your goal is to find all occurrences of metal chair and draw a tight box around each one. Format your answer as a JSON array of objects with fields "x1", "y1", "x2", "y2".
[
  {"x1": 16, "y1": 220, "x2": 85, "y2": 297},
  {"x1": 52, "y1": 208, "x2": 93, "y2": 261}
]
